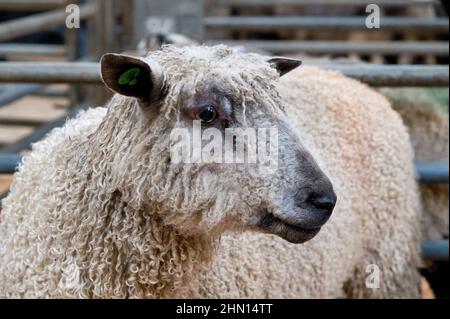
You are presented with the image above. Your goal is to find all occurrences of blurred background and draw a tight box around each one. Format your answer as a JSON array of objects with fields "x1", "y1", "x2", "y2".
[{"x1": 0, "y1": 0, "x2": 448, "y2": 298}]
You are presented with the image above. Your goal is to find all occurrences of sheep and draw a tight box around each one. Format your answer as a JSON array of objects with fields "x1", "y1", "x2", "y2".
[
  {"x1": 135, "y1": 32, "x2": 200, "y2": 56},
  {"x1": 283, "y1": 52, "x2": 448, "y2": 243},
  {"x1": 193, "y1": 64, "x2": 423, "y2": 298},
  {"x1": 0, "y1": 45, "x2": 421, "y2": 298},
  {"x1": 379, "y1": 87, "x2": 449, "y2": 241}
]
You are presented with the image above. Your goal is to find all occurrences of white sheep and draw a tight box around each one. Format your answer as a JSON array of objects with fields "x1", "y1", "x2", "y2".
[
  {"x1": 0, "y1": 45, "x2": 421, "y2": 298},
  {"x1": 379, "y1": 87, "x2": 448, "y2": 241}
]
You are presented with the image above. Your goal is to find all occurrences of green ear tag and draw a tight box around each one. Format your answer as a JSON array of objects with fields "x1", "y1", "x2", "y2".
[{"x1": 118, "y1": 68, "x2": 141, "y2": 86}]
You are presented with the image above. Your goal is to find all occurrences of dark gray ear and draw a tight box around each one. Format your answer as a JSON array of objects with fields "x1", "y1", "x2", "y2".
[
  {"x1": 100, "y1": 53, "x2": 164, "y2": 102},
  {"x1": 267, "y1": 57, "x2": 302, "y2": 76}
]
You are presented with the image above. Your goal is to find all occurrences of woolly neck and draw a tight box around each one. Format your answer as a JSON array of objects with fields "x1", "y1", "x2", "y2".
[{"x1": 52, "y1": 103, "x2": 216, "y2": 298}]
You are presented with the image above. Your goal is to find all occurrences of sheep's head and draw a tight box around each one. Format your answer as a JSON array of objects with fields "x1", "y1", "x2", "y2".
[{"x1": 100, "y1": 45, "x2": 336, "y2": 244}]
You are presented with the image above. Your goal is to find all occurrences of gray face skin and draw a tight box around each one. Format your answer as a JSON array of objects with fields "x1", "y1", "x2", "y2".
[
  {"x1": 257, "y1": 148, "x2": 337, "y2": 243},
  {"x1": 182, "y1": 85, "x2": 337, "y2": 244},
  {"x1": 101, "y1": 53, "x2": 337, "y2": 244}
]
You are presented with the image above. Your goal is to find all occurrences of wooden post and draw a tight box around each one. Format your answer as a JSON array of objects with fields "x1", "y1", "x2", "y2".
[
  {"x1": 65, "y1": 0, "x2": 81, "y2": 106},
  {"x1": 85, "y1": 0, "x2": 117, "y2": 106},
  {"x1": 0, "y1": 3, "x2": 96, "y2": 42},
  {"x1": 116, "y1": 0, "x2": 134, "y2": 51}
]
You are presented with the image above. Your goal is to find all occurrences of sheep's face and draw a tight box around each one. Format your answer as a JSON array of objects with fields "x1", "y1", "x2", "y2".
[{"x1": 100, "y1": 46, "x2": 336, "y2": 244}]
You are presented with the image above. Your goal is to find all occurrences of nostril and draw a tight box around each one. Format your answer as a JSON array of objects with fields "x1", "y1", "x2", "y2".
[{"x1": 307, "y1": 193, "x2": 336, "y2": 213}]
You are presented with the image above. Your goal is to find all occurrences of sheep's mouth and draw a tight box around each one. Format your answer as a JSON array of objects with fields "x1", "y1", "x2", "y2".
[{"x1": 257, "y1": 210, "x2": 321, "y2": 244}]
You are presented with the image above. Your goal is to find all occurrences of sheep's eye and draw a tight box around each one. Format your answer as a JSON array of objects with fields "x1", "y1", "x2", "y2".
[{"x1": 196, "y1": 106, "x2": 217, "y2": 123}]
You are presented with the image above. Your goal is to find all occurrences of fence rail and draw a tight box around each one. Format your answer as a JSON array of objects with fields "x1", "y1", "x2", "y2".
[
  {"x1": 0, "y1": 106, "x2": 84, "y2": 154},
  {"x1": 0, "y1": 62, "x2": 448, "y2": 87},
  {"x1": 415, "y1": 163, "x2": 449, "y2": 183},
  {"x1": 211, "y1": 41, "x2": 450, "y2": 55},
  {"x1": 0, "y1": 0, "x2": 66, "y2": 10},
  {"x1": 422, "y1": 240, "x2": 449, "y2": 261},
  {"x1": 0, "y1": 153, "x2": 21, "y2": 174},
  {"x1": 204, "y1": 16, "x2": 449, "y2": 31},
  {"x1": 0, "y1": 62, "x2": 100, "y2": 84},
  {"x1": 0, "y1": 44, "x2": 66, "y2": 57},
  {"x1": 0, "y1": 84, "x2": 46, "y2": 107},
  {"x1": 214, "y1": 0, "x2": 436, "y2": 6},
  {"x1": 0, "y1": 3, "x2": 97, "y2": 42}
]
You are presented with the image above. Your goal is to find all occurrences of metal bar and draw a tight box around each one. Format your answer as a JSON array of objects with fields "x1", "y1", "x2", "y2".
[
  {"x1": 0, "y1": 84, "x2": 46, "y2": 107},
  {"x1": 35, "y1": 86, "x2": 68, "y2": 97},
  {"x1": 204, "y1": 17, "x2": 449, "y2": 31},
  {"x1": 0, "y1": 3, "x2": 97, "y2": 42},
  {"x1": 0, "y1": 106, "x2": 84, "y2": 154},
  {"x1": 0, "y1": 0, "x2": 66, "y2": 10},
  {"x1": 0, "y1": 118, "x2": 48, "y2": 126},
  {"x1": 211, "y1": 41, "x2": 450, "y2": 55},
  {"x1": 415, "y1": 163, "x2": 449, "y2": 183},
  {"x1": 0, "y1": 62, "x2": 100, "y2": 84},
  {"x1": 0, "y1": 44, "x2": 66, "y2": 57},
  {"x1": 422, "y1": 240, "x2": 449, "y2": 261},
  {"x1": 0, "y1": 62, "x2": 447, "y2": 87},
  {"x1": 0, "y1": 153, "x2": 22, "y2": 174},
  {"x1": 214, "y1": 0, "x2": 436, "y2": 6}
]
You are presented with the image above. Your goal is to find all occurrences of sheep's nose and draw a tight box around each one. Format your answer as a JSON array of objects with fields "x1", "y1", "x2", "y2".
[
  {"x1": 306, "y1": 191, "x2": 337, "y2": 215},
  {"x1": 295, "y1": 180, "x2": 337, "y2": 226}
]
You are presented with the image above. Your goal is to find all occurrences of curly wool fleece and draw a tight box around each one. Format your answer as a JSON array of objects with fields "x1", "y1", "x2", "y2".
[{"x1": 0, "y1": 45, "x2": 421, "y2": 298}]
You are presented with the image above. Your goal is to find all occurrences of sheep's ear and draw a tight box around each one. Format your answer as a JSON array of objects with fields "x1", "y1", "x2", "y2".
[
  {"x1": 100, "y1": 53, "x2": 164, "y2": 102},
  {"x1": 267, "y1": 57, "x2": 302, "y2": 76}
]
